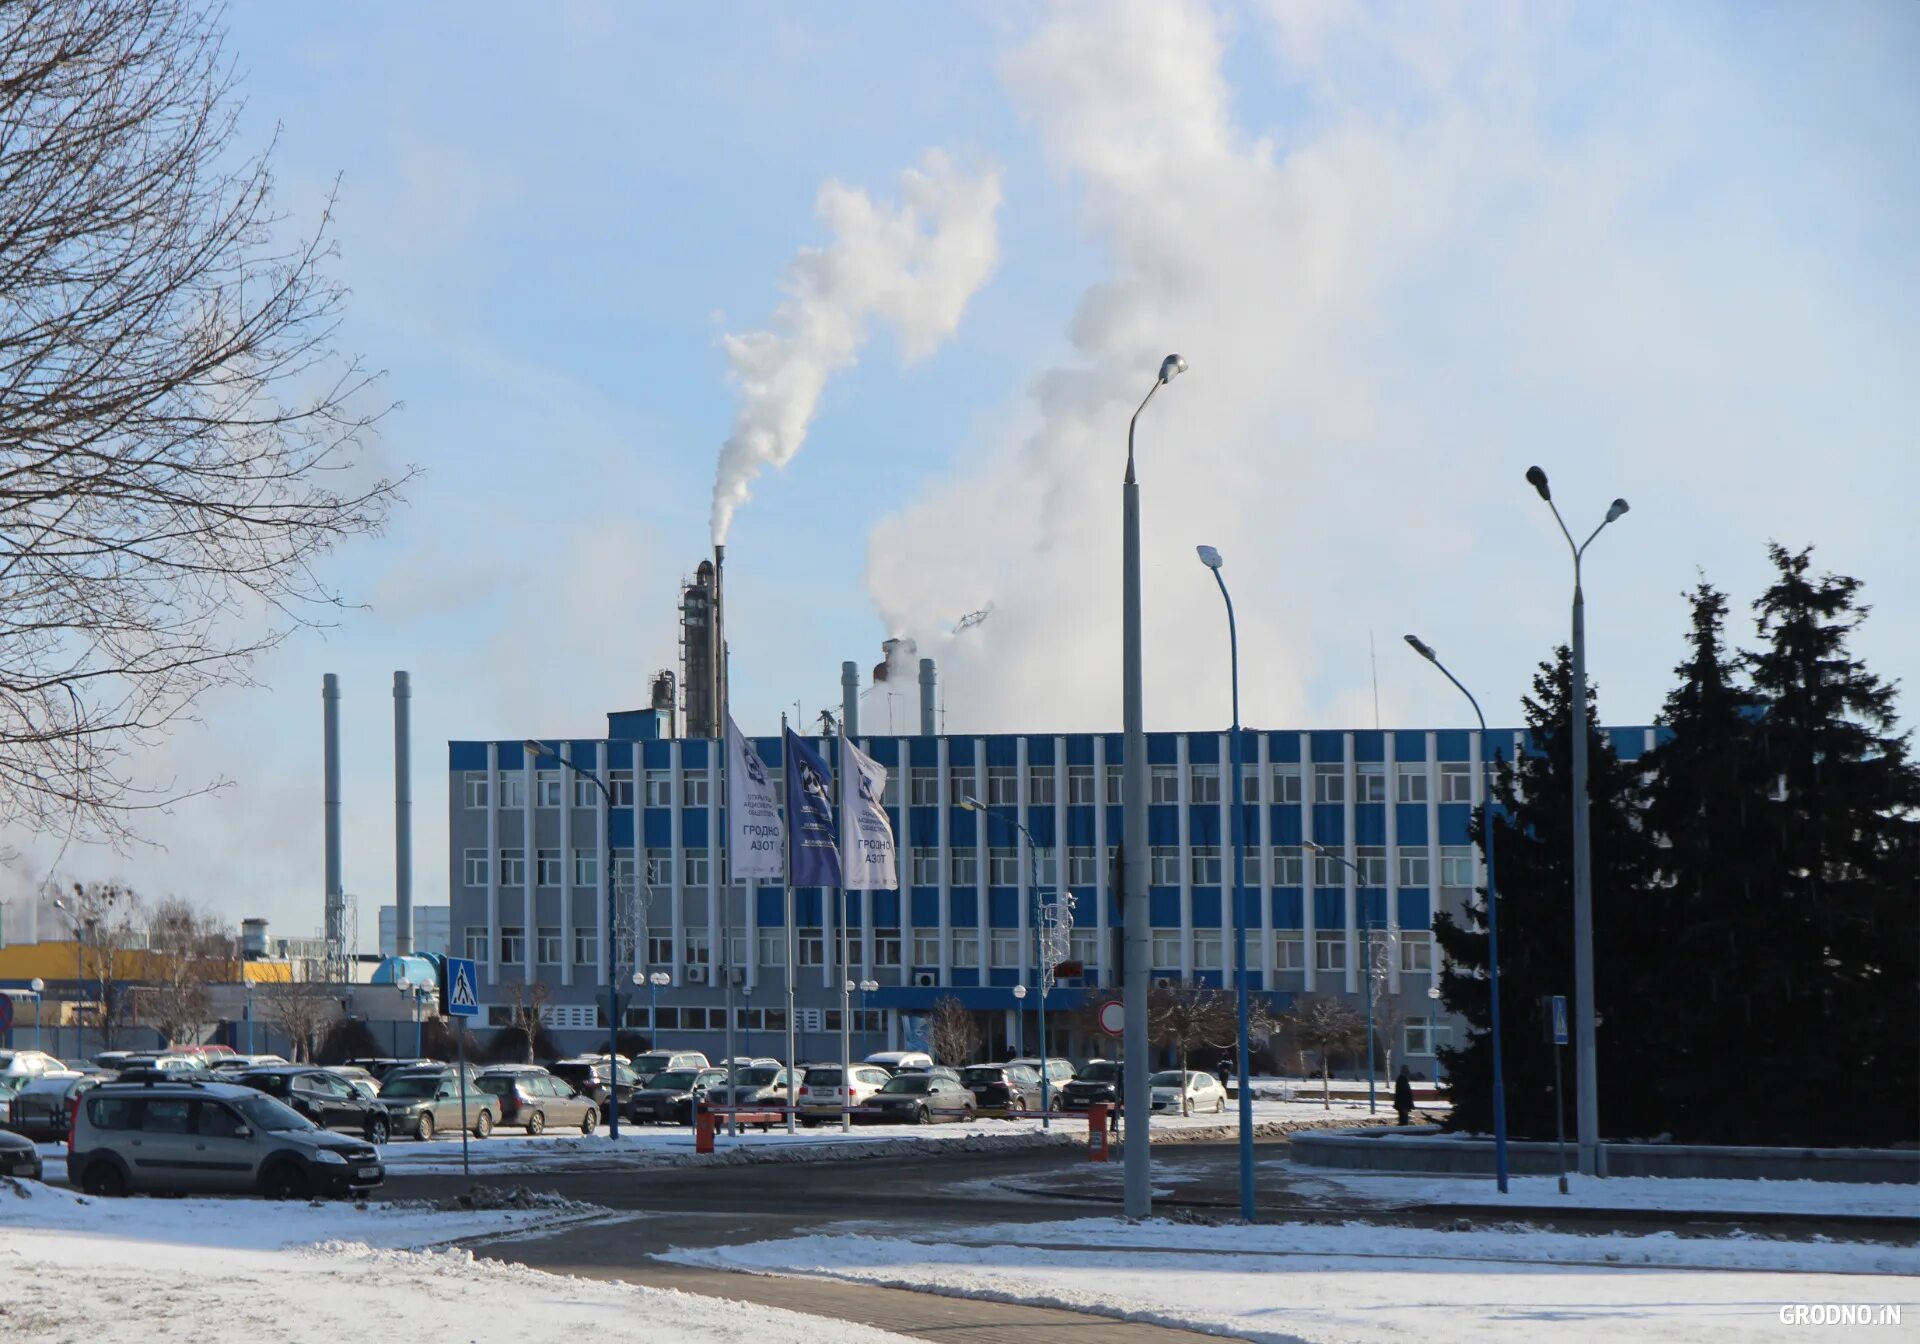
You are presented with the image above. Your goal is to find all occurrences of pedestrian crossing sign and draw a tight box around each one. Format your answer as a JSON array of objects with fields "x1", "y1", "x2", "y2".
[{"x1": 446, "y1": 957, "x2": 480, "y2": 1018}]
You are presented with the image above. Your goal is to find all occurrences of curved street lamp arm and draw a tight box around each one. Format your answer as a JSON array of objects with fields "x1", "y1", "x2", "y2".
[
  {"x1": 1125, "y1": 380, "x2": 1161, "y2": 485},
  {"x1": 1427, "y1": 655, "x2": 1489, "y2": 735}
]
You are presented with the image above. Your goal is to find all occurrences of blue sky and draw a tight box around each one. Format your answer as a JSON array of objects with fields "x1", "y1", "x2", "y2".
[{"x1": 6, "y1": 0, "x2": 1914, "y2": 938}]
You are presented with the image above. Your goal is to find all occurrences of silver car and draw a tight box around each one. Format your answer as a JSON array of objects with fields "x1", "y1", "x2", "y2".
[{"x1": 375, "y1": 1068, "x2": 499, "y2": 1140}]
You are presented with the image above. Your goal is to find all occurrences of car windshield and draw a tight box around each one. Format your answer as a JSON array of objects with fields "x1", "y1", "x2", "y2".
[
  {"x1": 235, "y1": 1094, "x2": 315, "y2": 1132},
  {"x1": 18, "y1": 1077, "x2": 75, "y2": 1097},
  {"x1": 880, "y1": 1076, "x2": 932, "y2": 1094},
  {"x1": 632, "y1": 1054, "x2": 676, "y2": 1075},
  {"x1": 1078, "y1": 1063, "x2": 1121, "y2": 1083},
  {"x1": 380, "y1": 1074, "x2": 444, "y2": 1099},
  {"x1": 473, "y1": 1076, "x2": 515, "y2": 1096},
  {"x1": 804, "y1": 1068, "x2": 843, "y2": 1085},
  {"x1": 960, "y1": 1068, "x2": 1004, "y2": 1085},
  {"x1": 1149, "y1": 1071, "x2": 1186, "y2": 1087},
  {"x1": 738, "y1": 1067, "x2": 781, "y2": 1085},
  {"x1": 649, "y1": 1071, "x2": 697, "y2": 1090}
]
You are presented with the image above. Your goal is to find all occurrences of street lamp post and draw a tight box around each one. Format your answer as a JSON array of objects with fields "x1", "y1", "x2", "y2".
[
  {"x1": 858, "y1": 979, "x2": 878, "y2": 1059},
  {"x1": 1304, "y1": 841, "x2": 1381, "y2": 1114},
  {"x1": 30, "y1": 978, "x2": 43, "y2": 1051},
  {"x1": 526, "y1": 740, "x2": 621, "y2": 1139},
  {"x1": 1524, "y1": 468, "x2": 1629, "y2": 1178},
  {"x1": 648, "y1": 971, "x2": 670, "y2": 1046},
  {"x1": 1011, "y1": 984, "x2": 1027, "y2": 1058},
  {"x1": 1196, "y1": 543, "x2": 1256, "y2": 1221},
  {"x1": 959, "y1": 796, "x2": 1060, "y2": 1129},
  {"x1": 1405, "y1": 634, "x2": 1511, "y2": 1193},
  {"x1": 1122, "y1": 353, "x2": 1186, "y2": 1220}
]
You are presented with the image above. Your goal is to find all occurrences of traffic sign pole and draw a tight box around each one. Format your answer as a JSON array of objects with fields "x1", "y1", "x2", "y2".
[
  {"x1": 1551, "y1": 993, "x2": 1569, "y2": 1195},
  {"x1": 445, "y1": 957, "x2": 480, "y2": 1187}
]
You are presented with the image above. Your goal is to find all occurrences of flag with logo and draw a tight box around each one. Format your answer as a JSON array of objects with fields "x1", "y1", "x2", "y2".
[
  {"x1": 783, "y1": 727, "x2": 841, "y2": 888},
  {"x1": 839, "y1": 735, "x2": 898, "y2": 890},
  {"x1": 726, "y1": 716, "x2": 784, "y2": 880}
]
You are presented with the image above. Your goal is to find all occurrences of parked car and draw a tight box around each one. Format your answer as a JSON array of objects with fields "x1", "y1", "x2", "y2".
[
  {"x1": 106, "y1": 1054, "x2": 208, "y2": 1077},
  {"x1": 0, "y1": 1074, "x2": 29, "y2": 1127},
  {"x1": 708, "y1": 1065, "x2": 794, "y2": 1110},
  {"x1": 209, "y1": 1054, "x2": 289, "y2": 1075},
  {"x1": 0, "y1": 1049, "x2": 66, "y2": 1079},
  {"x1": 473, "y1": 1068, "x2": 599, "y2": 1135},
  {"x1": 626, "y1": 1068, "x2": 729, "y2": 1125},
  {"x1": 628, "y1": 1050, "x2": 710, "y2": 1083},
  {"x1": 1059, "y1": 1059, "x2": 1123, "y2": 1113},
  {"x1": 549, "y1": 1058, "x2": 643, "y2": 1113},
  {"x1": 1007, "y1": 1057, "x2": 1077, "y2": 1102},
  {"x1": 1150, "y1": 1070, "x2": 1228, "y2": 1116},
  {"x1": 345, "y1": 1057, "x2": 436, "y2": 1081},
  {"x1": 865, "y1": 1073, "x2": 977, "y2": 1125},
  {"x1": 960, "y1": 1064, "x2": 1043, "y2": 1113},
  {"x1": 0, "y1": 1126, "x2": 43, "y2": 1181},
  {"x1": 796, "y1": 1063, "x2": 893, "y2": 1124},
  {"x1": 70, "y1": 1080, "x2": 382, "y2": 1199},
  {"x1": 5, "y1": 1072, "x2": 102, "y2": 1141},
  {"x1": 863, "y1": 1050, "x2": 934, "y2": 1075},
  {"x1": 233, "y1": 1067, "x2": 391, "y2": 1143},
  {"x1": 372, "y1": 1068, "x2": 499, "y2": 1140}
]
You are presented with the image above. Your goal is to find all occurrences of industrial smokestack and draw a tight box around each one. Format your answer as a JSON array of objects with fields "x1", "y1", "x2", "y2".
[
  {"x1": 841, "y1": 661, "x2": 860, "y2": 739},
  {"x1": 919, "y1": 658, "x2": 937, "y2": 737},
  {"x1": 714, "y1": 544, "x2": 727, "y2": 737},
  {"x1": 322, "y1": 673, "x2": 344, "y2": 956},
  {"x1": 393, "y1": 670, "x2": 413, "y2": 956}
]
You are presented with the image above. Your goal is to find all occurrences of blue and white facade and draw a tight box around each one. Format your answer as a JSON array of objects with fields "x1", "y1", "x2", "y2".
[{"x1": 447, "y1": 710, "x2": 1658, "y2": 1070}]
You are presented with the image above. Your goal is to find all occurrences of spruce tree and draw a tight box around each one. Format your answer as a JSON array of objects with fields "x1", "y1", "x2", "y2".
[
  {"x1": 1742, "y1": 545, "x2": 1919, "y2": 1145},
  {"x1": 1433, "y1": 648, "x2": 1663, "y2": 1140}
]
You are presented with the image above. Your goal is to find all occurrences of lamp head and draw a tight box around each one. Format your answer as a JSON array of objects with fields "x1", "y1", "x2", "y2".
[
  {"x1": 1404, "y1": 634, "x2": 1437, "y2": 662},
  {"x1": 1525, "y1": 465, "x2": 1551, "y2": 501},
  {"x1": 631, "y1": 971, "x2": 645, "y2": 986},
  {"x1": 1303, "y1": 840, "x2": 1326, "y2": 855},
  {"x1": 523, "y1": 739, "x2": 552, "y2": 759},
  {"x1": 1195, "y1": 544, "x2": 1223, "y2": 570},
  {"x1": 1158, "y1": 353, "x2": 1187, "y2": 384},
  {"x1": 29, "y1": 977, "x2": 43, "y2": 993},
  {"x1": 958, "y1": 795, "x2": 983, "y2": 812},
  {"x1": 1606, "y1": 497, "x2": 1630, "y2": 523}
]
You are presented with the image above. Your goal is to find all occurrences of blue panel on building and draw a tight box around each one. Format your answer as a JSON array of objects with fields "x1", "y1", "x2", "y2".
[
  {"x1": 1398, "y1": 889, "x2": 1432, "y2": 928},
  {"x1": 500, "y1": 742, "x2": 528, "y2": 770},
  {"x1": 1193, "y1": 970, "x2": 1223, "y2": 989},
  {"x1": 1148, "y1": 808, "x2": 1180, "y2": 844},
  {"x1": 1360, "y1": 888, "x2": 1387, "y2": 927},
  {"x1": 950, "y1": 967, "x2": 980, "y2": 987},
  {"x1": 449, "y1": 742, "x2": 487, "y2": 771},
  {"x1": 643, "y1": 741, "x2": 672, "y2": 770},
  {"x1": 868, "y1": 738, "x2": 899, "y2": 766},
  {"x1": 988, "y1": 889, "x2": 1018, "y2": 928},
  {"x1": 910, "y1": 807, "x2": 942, "y2": 842},
  {"x1": 1353, "y1": 809, "x2": 1387, "y2": 845},
  {"x1": 947, "y1": 738, "x2": 975, "y2": 766},
  {"x1": 1273, "y1": 890, "x2": 1303, "y2": 928},
  {"x1": 1186, "y1": 734, "x2": 1219, "y2": 764},
  {"x1": 1026, "y1": 811, "x2": 1056, "y2": 846},
  {"x1": 1234, "y1": 886, "x2": 1260, "y2": 926},
  {"x1": 798, "y1": 889, "x2": 824, "y2": 926},
  {"x1": 1314, "y1": 888, "x2": 1344, "y2": 928},
  {"x1": 567, "y1": 741, "x2": 601, "y2": 769},
  {"x1": 950, "y1": 889, "x2": 978, "y2": 926},
  {"x1": 643, "y1": 811, "x2": 672, "y2": 847},
  {"x1": 1266, "y1": 732, "x2": 1300, "y2": 763},
  {"x1": 753, "y1": 737, "x2": 779, "y2": 765},
  {"x1": 1609, "y1": 727, "x2": 1650, "y2": 761},
  {"x1": 1149, "y1": 889, "x2": 1180, "y2": 927},
  {"x1": 756, "y1": 889, "x2": 784, "y2": 926},
  {"x1": 911, "y1": 889, "x2": 939, "y2": 926},
  {"x1": 1272, "y1": 808, "x2": 1303, "y2": 844},
  {"x1": 1027, "y1": 736, "x2": 1055, "y2": 765},
  {"x1": 1395, "y1": 804, "x2": 1428, "y2": 844},
  {"x1": 1103, "y1": 733, "x2": 1124, "y2": 763},
  {"x1": 910, "y1": 737, "x2": 939, "y2": 766},
  {"x1": 1394, "y1": 730, "x2": 1428, "y2": 761},
  {"x1": 1311, "y1": 805, "x2": 1345, "y2": 844},
  {"x1": 1147, "y1": 733, "x2": 1179, "y2": 765},
  {"x1": 1066, "y1": 734, "x2": 1094, "y2": 765},
  {"x1": 1310, "y1": 731, "x2": 1346, "y2": 763},
  {"x1": 1438, "y1": 806, "x2": 1473, "y2": 845},
  {"x1": 987, "y1": 968, "x2": 1020, "y2": 987},
  {"x1": 1189, "y1": 809, "x2": 1221, "y2": 844},
  {"x1": 682, "y1": 810, "x2": 708, "y2": 847},
  {"x1": 872, "y1": 890, "x2": 900, "y2": 926},
  {"x1": 606, "y1": 740, "x2": 635, "y2": 768},
  {"x1": 609, "y1": 810, "x2": 635, "y2": 847},
  {"x1": 681, "y1": 739, "x2": 710, "y2": 768},
  {"x1": 1435, "y1": 729, "x2": 1471, "y2": 760},
  {"x1": 985, "y1": 736, "x2": 1018, "y2": 765},
  {"x1": 1352, "y1": 730, "x2": 1385, "y2": 762},
  {"x1": 842, "y1": 891, "x2": 862, "y2": 924},
  {"x1": 605, "y1": 710, "x2": 666, "y2": 741},
  {"x1": 950, "y1": 810, "x2": 977, "y2": 847},
  {"x1": 1191, "y1": 889, "x2": 1221, "y2": 927}
]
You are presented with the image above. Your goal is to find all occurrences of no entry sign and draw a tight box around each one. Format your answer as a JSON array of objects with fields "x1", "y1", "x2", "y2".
[{"x1": 1097, "y1": 999, "x2": 1125, "y2": 1037}]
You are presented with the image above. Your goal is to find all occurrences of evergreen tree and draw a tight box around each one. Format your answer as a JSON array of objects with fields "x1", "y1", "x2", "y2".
[
  {"x1": 1741, "y1": 545, "x2": 1919, "y2": 1145},
  {"x1": 1433, "y1": 648, "x2": 1663, "y2": 1140}
]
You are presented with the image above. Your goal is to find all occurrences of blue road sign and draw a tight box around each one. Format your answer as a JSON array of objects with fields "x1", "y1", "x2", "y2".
[
  {"x1": 1550, "y1": 994, "x2": 1569, "y2": 1046},
  {"x1": 446, "y1": 958, "x2": 480, "y2": 1018}
]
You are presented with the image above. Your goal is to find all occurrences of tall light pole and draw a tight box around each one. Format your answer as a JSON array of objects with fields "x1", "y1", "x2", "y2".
[
  {"x1": 1122, "y1": 352, "x2": 1186, "y2": 1218},
  {"x1": 1405, "y1": 634, "x2": 1511, "y2": 1193},
  {"x1": 526, "y1": 740, "x2": 621, "y2": 1139},
  {"x1": 649, "y1": 971, "x2": 669, "y2": 1047},
  {"x1": 858, "y1": 979, "x2": 878, "y2": 1059},
  {"x1": 30, "y1": 978, "x2": 44, "y2": 1051},
  {"x1": 960, "y1": 795, "x2": 1059, "y2": 1128},
  {"x1": 1523, "y1": 468, "x2": 1628, "y2": 1178},
  {"x1": 1196, "y1": 544, "x2": 1255, "y2": 1221},
  {"x1": 1011, "y1": 984, "x2": 1027, "y2": 1056}
]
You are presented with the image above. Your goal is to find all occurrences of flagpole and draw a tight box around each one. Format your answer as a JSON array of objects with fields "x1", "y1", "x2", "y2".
[
  {"x1": 782, "y1": 713, "x2": 798, "y2": 1134},
  {"x1": 837, "y1": 726, "x2": 853, "y2": 1135},
  {"x1": 720, "y1": 652, "x2": 739, "y2": 1136}
]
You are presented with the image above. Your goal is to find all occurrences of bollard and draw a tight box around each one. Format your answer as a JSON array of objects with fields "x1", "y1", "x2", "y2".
[
  {"x1": 695, "y1": 1104, "x2": 716, "y2": 1155},
  {"x1": 1088, "y1": 1103, "x2": 1110, "y2": 1162}
]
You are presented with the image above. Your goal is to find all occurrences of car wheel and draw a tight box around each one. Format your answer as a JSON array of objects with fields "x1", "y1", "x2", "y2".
[
  {"x1": 526, "y1": 1111, "x2": 546, "y2": 1136},
  {"x1": 1182, "y1": 1099, "x2": 1193, "y2": 1118},
  {"x1": 367, "y1": 1116, "x2": 390, "y2": 1145},
  {"x1": 1216, "y1": 1095, "x2": 1227, "y2": 1114},
  {"x1": 473, "y1": 1110, "x2": 492, "y2": 1139},
  {"x1": 915, "y1": 1105, "x2": 930, "y2": 1125},
  {"x1": 416, "y1": 1111, "x2": 435, "y2": 1141},
  {"x1": 263, "y1": 1163, "x2": 310, "y2": 1202},
  {"x1": 82, "y1": 1161, "x2": 126, "y2": 1198},
  {"x1": 581, "y1": 1108, "x2": 598, "y2": 1134}
]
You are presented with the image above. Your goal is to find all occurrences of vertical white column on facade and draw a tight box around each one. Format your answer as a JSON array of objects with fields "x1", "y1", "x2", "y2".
[
  {"x1": 936, "y1": 737, "x2": 951, "y2": 982},
  {"x1": 1383, "y1": 733, "x2": 1400, "y2": 996},
  {"x1": 631, "y1": 754, "x2": 646, "y2": 979},
  {"x1": 595, "y1": 744, "x2": 610, "y2": 990},
  {"x1": 746, "y1": 877, "x2": 758, "y2": 994},
  {"x1": 1256, "y1": 732, "x2": 1273, "y2": 988},
  {"x1": 1299, "y1": 732, "x2": 1316, "y2": 993},
  {"x1": 706, "y1": 745, "x2": 720, "y2": 998},
  {"x1": 1342, "y1": 733, "x2": 1357, "y2": 996},
  {"x1": 859, "y1": 738, "x2": 873, "y2": 980},
  {"x1": 1425, "y1": 730, "x2": 1442, "y2": 953},
  {"x1": 559, "y1": 744, "x2": 574, "y2": 990},
  {"x1": 1175, "y1": 735, "x2": 1193, "y2": 979},
  {"x1": 973, "y1": 741, "x2": 988, "y2": 984},
  {"x1": 669, "y1": 741, "x2": 684, "y2": 988},
  {"x1": 1092, "y1": 736, "x2": 1109, "y2": 988},
  {"x1": 486, "y1": 743, "x2": 500, "y2": 987},
  {"x1": 1014, "y1": 737, "x2": 1030, "y2": 989},
  {"x1": 895, "y1": 737, "x2": 911, "y2": 982},
  {"x1": 1470, "y1": 727, "x2": 1487, "y2": 910},
  {"x1": 1053, "y1": 736, "x2": 1067, "y2": 990},
  {"x1": 522, "y1": 752, "x2": 536, "y2": 986},
  {"x1": 1217, "y1": 732, "x2": 1232, "y2": 984}
]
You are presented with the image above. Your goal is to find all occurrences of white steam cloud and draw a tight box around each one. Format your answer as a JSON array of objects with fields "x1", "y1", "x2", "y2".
[{"x1": 710, "y1": 151, "x2": 1001, "y2": 543}]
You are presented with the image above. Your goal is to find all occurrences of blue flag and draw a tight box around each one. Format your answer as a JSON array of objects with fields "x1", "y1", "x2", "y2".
[{"x1": 784, "y1": 728, "x2": 842, "y2": 888}]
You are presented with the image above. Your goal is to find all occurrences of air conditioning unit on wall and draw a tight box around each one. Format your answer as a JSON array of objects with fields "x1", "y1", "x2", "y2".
[
  {"x1": 913, "y1": 972, "x2": 937, "y2": 987},
  {"x1": 685, "y1": 966, "x2": 707, "y2": 984}
]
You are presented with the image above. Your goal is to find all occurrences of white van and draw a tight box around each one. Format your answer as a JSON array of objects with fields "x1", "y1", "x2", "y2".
[
  {"x1": 864, "y1": 1051, "x2": 935, "y2": 1074},
  {"x1": 0, "y1": 1049, "x2": 66, "y2": 1078}
]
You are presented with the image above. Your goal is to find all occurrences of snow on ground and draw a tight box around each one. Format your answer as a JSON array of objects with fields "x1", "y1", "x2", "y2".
[
  {"x1": 667, "y1": 1218, "x2": 1920, "y2": 1343},
  {"x1": 1281, "y1": 1166, "x2": 1920, "y2": 1219},
  {"x1": 0, "y1": 1179, "x2": 912, "y2": 1344}
]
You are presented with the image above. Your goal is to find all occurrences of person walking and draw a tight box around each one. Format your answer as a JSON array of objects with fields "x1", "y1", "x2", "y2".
[{"x1": 1393, "y1": 1065, "x2": 1415, "y2": 1126}]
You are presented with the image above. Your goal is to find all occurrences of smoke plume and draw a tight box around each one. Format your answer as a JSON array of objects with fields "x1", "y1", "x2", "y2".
[{"x1": 710, "y1": 150, "x2": 1001, "y2": 544}]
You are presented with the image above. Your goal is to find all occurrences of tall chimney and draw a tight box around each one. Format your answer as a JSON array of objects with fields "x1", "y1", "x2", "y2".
[
  {"x1": 841, "y1": 661, "x2": 860, "y2": 739},
  {"x1": 393, "y1": 670, "x2": 413, "y2": 956},
  {"x1": 713, "y1": 544, "x2": 727, "y2": 737},
  {"x1": 919, "y1": 658, "x2": 937, "y2": 736},
  {"x1": 322, "y1": 673, "x2": 344, "y2": 956}
]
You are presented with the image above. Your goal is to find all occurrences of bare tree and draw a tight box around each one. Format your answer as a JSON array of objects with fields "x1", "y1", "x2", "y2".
[
  {"x1": 924, "y1": 995, "x2": 980, "y2": 1066},
  {"x1": 46, "y1": 880, "x2": 141, "y2": 1048},
  {"x1": 265, "y1": 980, "x2": 338, "y2": 1063},
  {"x1": 0, "y1": 0, "x2": 408, "y2": 844},
  {"x1": 143, "y1": 895, "x2": 232, "y2": 1044},
  {"x1": 1286, "y1": 994, "x2": 1366, "y2": 1109},
  {"x1": 1147, "y1": 980, "x2": 1234, "y2": 1080}
]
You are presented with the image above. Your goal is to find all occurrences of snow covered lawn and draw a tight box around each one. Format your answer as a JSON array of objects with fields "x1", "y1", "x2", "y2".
[
  {"x1": 0, "y1": 1179, "x2": 912, "y2": 1343},
  {"x1": 1284, "y1": 1166, "x2": 1920, "y2": 1219},
  {"x1": 666, "y1": 1216, "x2": 1920, "y2": 1343}
]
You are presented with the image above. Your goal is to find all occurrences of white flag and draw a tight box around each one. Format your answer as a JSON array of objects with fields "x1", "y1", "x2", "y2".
[
  {"x1": 839, "y1": 736, "x2": 898, "y2": 891},
  {"x1": 726, "y1": 717, "x2": 784, "y2": 880}
]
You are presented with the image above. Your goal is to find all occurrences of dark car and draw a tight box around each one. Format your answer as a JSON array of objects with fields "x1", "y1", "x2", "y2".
[
  {"x1": 625, "y1": 1068, "x2": 728, "y2": 1125},
  {"x1": 345, "y1": 1057, "x2": 436, "y2": 1081},
  {"x1": 234, "y1": 1067, "x2": 392, "y2": 1144},
  {"x1": 865, "y1": 1073, "x2": 977, "y2": 1125},
  {"x1": 1060, "y1": 1060, "x2": 1123, "y2": 1113},
  {"x1": 0, "y1": 1126, "x2": 43, "y2": 1181},
  {"x1": 549, "y1": 1058, "x2": 642, "y2": 1113},
  {"x1": 960, "y1": 1063, "x2": 1042, "y2": 1113},
  {"x1": 5, "y1": 1073, "x2": 102, "y2": 1141}
]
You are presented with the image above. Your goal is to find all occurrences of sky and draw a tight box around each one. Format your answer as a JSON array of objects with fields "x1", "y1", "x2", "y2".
[{"x1": 4, "y1": 0, "x2": 1915, "y2": 941}]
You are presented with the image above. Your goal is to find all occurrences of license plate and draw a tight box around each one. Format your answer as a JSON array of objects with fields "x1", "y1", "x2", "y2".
[{"x1": 356, "y1": 1166, "x2": 379, "y2": 1179}]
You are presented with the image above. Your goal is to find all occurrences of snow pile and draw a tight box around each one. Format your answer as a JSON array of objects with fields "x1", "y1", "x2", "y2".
[{"x1": 1289, "y1": 1168, "x2": 1920, "y2": 1219}]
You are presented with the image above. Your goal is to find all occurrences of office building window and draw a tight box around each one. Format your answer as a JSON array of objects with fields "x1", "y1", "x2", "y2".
[
  {"x1": 951, "y1": 851, "x2": 978, "y2": 886},
  {"x1": 646, "y1": 934, "x2": 674, "y2": 967},
  {"x1": 1069, "y1": 927, "x2": 1097, "y2": 970},
  {"x1": 986, "y1": 765, "x2": 1017, "y2": 805},
  {"x1": 1105, "y1": 764, "x2": 1125, "y2": 805},
  {"x1": 989, "y1": 847, "x2": 1020, "y2": 886},
  {"x1": 462, "y1": 849, "x2": 490, "y2": 887},
  {"x1": 463, "y1": 773, "x2": 489, "y2": 809},
  {"x1": 1314, "y1": 764, "x2": 1345, "y2": 804},
  {"x1": 1150, "y1": 763, "x2": 1180, "y2": 804},
  {"x1": 1315, "y1": 930, "x2": 1347, "y2": 971},
  {"x1": 645, "y1": 770, "x2": 672, "y2": 807},
  {"x1": 535, "y1": 849, "x2": 562, "y2": 887},
  {"x1": 881, "y1": 769, "x2": 901, "y2": 807},
  {"x1": 1271, "y1": 764, "x2": 1303, "y2": 804},
  {"x1": 797, "y1": 927, "x2": 824, "y2": 966},
  {"x1": 498, "y1": 849, "x2": 526, "y2": 887},
  {"x1": 1314, "y1": 851, "x2": 1347, "y2": 888},
  {"x1": 464, "y1": 926, "x2": 488, "y2": 961},
  {"x1": 1067, "y1": 765, "x2": 1095, "y2": 805},
  {"x1": 1396, "y1": 763, "x2": 1428, "y2": 803},
  {"x1": 498, "y1": 772, "x2": 527, "y2": 809},
  {"x1": 1150, "y1": 931, "x2": 1182, "y2": 967},
  {"x1": 683, "y1": 771, "x2": 710, "y2": 808},
  {"x1": 610, "y1": 848, "x2": 636, "y2": 886},
  {"x1": 1033, "y1": 849, "x2": 1057, "y2": 888},
  {"x1": 1243, "y1": 846, "x2": 1262, "y2": 885},
  {"x1": 1439, "y1": 845, "x2": 1475, "y2": 887},
  {"x1": 1398, "y1": 848, "x2": 1431, "y2": 887},
  {"x1": 910, "y1": 847, "x2": 939, "y2": 886},
  {"x1": 912, "y1": 931, "x2": 942, "y2": 967},
  {"x1": 1273, "y1": 931, "x2": 1304, "y2": 970},
  {"x1": 608, "y1": 770, "x2": 634, "y2": 806},
  {"x1": 499, "y1": 926, "x2": 526, "y2": 963},
  {"x1": 874, "y1": 929, "x2": 902, "y2": 967},
  {"x1": 535, "y1": 771, "x2": 562, "y2": 808},
  {"x1": 572, "y1": 849, "x2": 598, "y2": 886},
  {"x1": 1189, "y1": 763, "x2": 1220, "y2": 804},
  {"x1": 684, "y1": 931, "x2": 710, "y2": 967},
  {"x1": 1406, "y1": 1016, "x2": 1450, "y2": 1056},
  {"x1": 1400, "y1": 930, "x2": 1433, "y2": 973},
  {"x1": 1190, "y1": 845, "x2": 1222, "y2": 886},
  {"x1": 1356, "y1": 846, "x2": 1388, "y2": 887},
  {"x1": 951, "y1": 931, "x2": 981, "y2": 967},
  {"x1": 950, "y1": 765, "x2": 976, "y2": 806},
  {"x1": 1440, "y1": 761, "x2": 1473, "y2": 803},
  {"x1": 1193, "y1": 928, "x2": 1223, "y2": 970},
  {"x1": 1068, "y1": 846, "x2": 1098, "y2": 886},
  {"x1": 641, "y1": 848, "x2": 669, "y2": 885},
  {"x1": 990, "y1": 929, "x2": 1021, "y2": 968},
  {"x1": 1238, "y1": 763, "x2": 1260, "y2": 803},
  {"x1": 1355, "y1": 761, "x2": 1387, "y2": 803},
  {"x1": 684, "y1": 848, "x2": 710, "y2": 886},
  {"x1": 1028, "y1": 765, "x2": 1055, "y2": 806},
  {"x1": 757, "y1": 929, "x2": 787, "y2": 966},
  {"x1": 573, "y1": 927, "x2": 597, "y2": 966},
  {"x1": 911, "y1": 767, "x2": 939, "y2": 806},
  {"x1": 727, "y1": 934, "x2": 745, "y2": 970},
  {"x1": 537, "y1": 927, "x2": 562, "y2": 964},
  {"x1": 571, "y1": 775, "x2": 600, "y2": 809},
  {"x1": 1150, "y1": 846, "x2": 1181, "y2": 886},
  {"x1": 1273, "y1": 846, "x2": 1304, "y2": 886}
]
